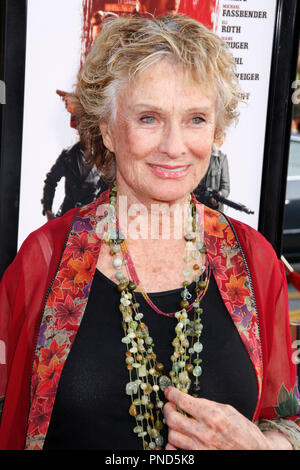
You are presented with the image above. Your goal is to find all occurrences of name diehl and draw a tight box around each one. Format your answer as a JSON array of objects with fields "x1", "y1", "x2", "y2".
[
  {"x1": 223, "y1": 10, "x2": 267, "y2": 19},
  {"x1": 234, "y1": 57, "x2": 243, "y2": 65}
]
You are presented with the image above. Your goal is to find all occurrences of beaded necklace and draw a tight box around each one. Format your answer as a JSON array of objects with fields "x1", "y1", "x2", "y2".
[{"x1": 104, "y1": 184, "x2": 211, "y2": 450}]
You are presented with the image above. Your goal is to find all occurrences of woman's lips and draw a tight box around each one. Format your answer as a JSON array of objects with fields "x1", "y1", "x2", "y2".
[{"x1": 147, "y1": 163, "x2": 191, "y2": 179}]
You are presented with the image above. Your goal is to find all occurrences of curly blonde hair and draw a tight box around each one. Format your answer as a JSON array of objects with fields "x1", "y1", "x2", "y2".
[{"x1": 73, "y1": 14, "x2": 242, "y2": 179}]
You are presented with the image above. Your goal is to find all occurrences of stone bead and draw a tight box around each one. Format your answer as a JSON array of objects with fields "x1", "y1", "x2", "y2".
[
  {"x1": 121, "y1": 336, "x2": 130, "y2": 344},
  {"x1": 193, "y1": 366, "x2": 202, "y2": 377},
  {"x1": 193, "y1": 342, "x2": 203, "y2": 353},
  {"x1": 180, "y1": 300, "x2": 189, "y2": 309},
  {"x1": 149, "y1": 428, "x2": 159, "y2": 439},
  {"x1": 159, "y1": 375, "x2": 172, "y2": 391},
  {"x1": 148, "y1": 442, "x2": 156, "y2": 450},
  {"x1": 155, "y1": 436, "x2": 164, "y2": 446},
  {"x1": 133, "y1": 363, "x2": 141, "y2": 369},
  {"x1": 121, "y1": 298, "x2": 131, "y2": 307},
  {"x1": 126, "y1": 357, "x2": 134, "y2": 364},
  {"x1": 138, "y1": 365, "x2": 147, "y2": 378},
  {"x1": 126, "y1": 382, "x2": 138, "y2": 395},
  {"x1": 115, "y1": 271, "x2": 124, "y2": 281},
  {"x1": 191, "y1": 384, "x2": 201, "y2": 397},
  {"x1": 151, "y1": 353, "x2": 157, "y2": 360},
  {"x1": 193, "y1": 358, "x2": 202, "y2": 365},
  {"x1": 152, "y1": 384, "x2": 159, "y2": 392},
  {"x1": 127, "y1": 281, "x2": 136, "y2": 291},
  {"x1": 185, "y1": 363, "x2": 194, "y2": 373},
  {"x1": 129, "y1": 320, "x2": 138, "y2": 330},
  {"x1": 141, "y1": 395, "x2": 149, "y2": 405},
  {"x1": 143, "y1": 383, "x2": 153, "y2": 395},
  {"x1": 198, "y1": 280, "x2": 207, "y2": 289},
  {"x1": 129, "y1": 404, "x2": 138, "y2": 417},
  {"x1": 117, "y1": 282, "x2": 128, "y2": 292},
  {"x1": 145, "y1": 336, "x2": 153, "y2": 345},
  {"x1": 179, "y1": 371, "x2": 189, "y2": 384},
  {"x1": 135, "y1": 313, "x2": 144, "y2": 320},
  {"x1": 155, "y1": 363, "x2": 164, "y2": 372},
  {"x1": 113, "y1": 258, "x2": 123, "y2": 269},
  {"x1": 156, "y1": 400, "x2": 164, "y2": 409},
  {"x1": 183, "y1": 268, "x2": 192, "y2": 278},
  {"x1": 184, "y1": 232, "x2": 196, "y2": 241},
  {"x1": 133, "y1": 426, "x2": 143, "y2": 434},
  {"x1": 195, "y1": 323, "x2": 203, "y2": 333},
  {"x1": 155, "y1": 420, "x2": 164, "y2": 431}
]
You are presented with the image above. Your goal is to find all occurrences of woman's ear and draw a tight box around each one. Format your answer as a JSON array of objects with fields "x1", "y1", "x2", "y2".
[{"x1": 99, "y1": 120, "x2": 115, "y2": 153}]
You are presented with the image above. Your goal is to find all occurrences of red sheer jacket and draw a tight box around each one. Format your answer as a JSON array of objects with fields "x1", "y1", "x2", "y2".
[{"x1": 0, "y1": 190, "x2": 299, "y2": 450}]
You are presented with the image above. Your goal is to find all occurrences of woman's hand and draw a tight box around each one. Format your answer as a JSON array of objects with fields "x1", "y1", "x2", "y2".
[{"x1": 163, "y1": 387, "x2": 291, "y2": 450}]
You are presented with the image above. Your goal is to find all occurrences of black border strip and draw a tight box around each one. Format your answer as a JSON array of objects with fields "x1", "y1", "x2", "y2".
[
  {"x1": 258, "y1": 0, "x2": 300, "y2": 256},
  {"x1": 0, "y1": 0, "x2": 27, "y2": 278}
]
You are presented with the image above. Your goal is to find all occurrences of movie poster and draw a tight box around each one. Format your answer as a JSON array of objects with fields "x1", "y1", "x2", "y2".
[{"x1": 18, "y1": 0, "x2": 277, "y2": 247}]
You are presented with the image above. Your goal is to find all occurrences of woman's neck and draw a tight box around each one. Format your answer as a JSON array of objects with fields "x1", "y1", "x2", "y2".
[{"x1": 114, "y1": 179, "x2": 192, "y2": 242}]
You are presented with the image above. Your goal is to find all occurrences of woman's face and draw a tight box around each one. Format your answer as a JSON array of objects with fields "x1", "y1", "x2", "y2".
[{"x1": 100, "y1": 60, "x2": 217, "y2": 204}]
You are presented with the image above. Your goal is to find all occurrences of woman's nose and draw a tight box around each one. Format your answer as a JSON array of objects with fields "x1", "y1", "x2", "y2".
[{"x1": 158, "y1": 123, "x2": 187, "y2": 158}]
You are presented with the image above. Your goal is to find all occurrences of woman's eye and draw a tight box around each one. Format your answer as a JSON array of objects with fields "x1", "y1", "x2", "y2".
[
  {"x1": 140, "y1": 116, "x2": 156, "y2": 123},
  {"x1": 192, "y1": 116, "x2": 205, "y2": 124}
]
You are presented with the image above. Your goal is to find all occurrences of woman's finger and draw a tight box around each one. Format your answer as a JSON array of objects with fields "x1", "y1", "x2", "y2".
[
  {"x1": 163, "y1": 401, "x2": 199, "y2": 438},
  {"x1": 168, "y1": 429, "x2": 205, "y2": 450},
  {"x1": 165, "y1": 443, "x2": 177, "y2": 450},
  {"x1": 164, "y1": 387, "x2": 211, "y2": 420}
]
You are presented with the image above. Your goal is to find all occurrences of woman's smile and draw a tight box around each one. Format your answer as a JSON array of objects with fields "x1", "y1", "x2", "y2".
[{"x1": 147, "y1": 163, "x2": 191, "y2": 179}]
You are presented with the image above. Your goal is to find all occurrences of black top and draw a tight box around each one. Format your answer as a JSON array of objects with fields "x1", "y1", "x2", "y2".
[{"x1": 44, "y1": 269, "x2": 258, "y2": 450}]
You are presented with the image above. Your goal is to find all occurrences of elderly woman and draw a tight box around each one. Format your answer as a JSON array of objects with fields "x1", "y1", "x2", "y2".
[{"x1": 0, "y1": 15, "x2": 300, "y2": 451}]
